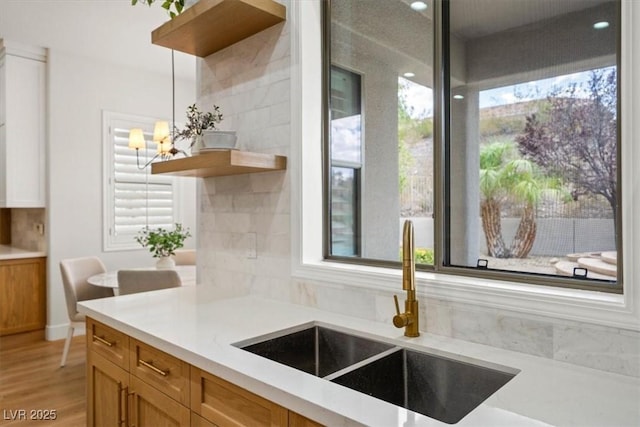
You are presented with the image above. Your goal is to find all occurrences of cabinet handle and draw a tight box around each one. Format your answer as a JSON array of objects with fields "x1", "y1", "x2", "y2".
[
  {"x1": 127, "y1": 390, "x2": 135, "y2": 427},
  {"x1": 117, "y1": 382, "x2": 125, "y2": 426},
  {"x1": 92, "y1": 334, "x2": 114, "y2": 347},
  {"x1": 138, "y1": 359, "x2": 168, "y2": 377}
]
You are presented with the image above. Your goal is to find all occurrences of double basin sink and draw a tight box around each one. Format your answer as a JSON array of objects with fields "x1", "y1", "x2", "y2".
[{"x1": 234, "y1": 323, "x2": 519, "y2": 424}]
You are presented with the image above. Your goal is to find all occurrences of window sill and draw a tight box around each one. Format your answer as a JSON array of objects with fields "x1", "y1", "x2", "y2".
[{"x1": 292, "y1": 259, "x2": 636, "y2": 331}]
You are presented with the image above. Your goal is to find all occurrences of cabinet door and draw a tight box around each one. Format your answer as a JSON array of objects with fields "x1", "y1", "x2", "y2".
[
  {"x1": 129, "y1": 375, "x2": 190, "y2": 426},
  {"x1": 0, "y1": 257, "x2": 46, "y2": 336},
  {"x1": 191, "y1": 367, "x2": 289, "y2": 427},
  {"x1": 87, "y1": 351, "x2": 129, "y2": 427},
  {"x1": 1, "y1": 52, "x2": 45, "y2": 207},
  {"x1": 289, "y1": 412, "x2": 324, "y2": 427}
]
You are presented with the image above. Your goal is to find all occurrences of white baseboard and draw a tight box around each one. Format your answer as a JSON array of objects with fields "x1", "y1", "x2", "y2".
[{"x1": 45, "y1": 322, "x2": 86, "y2": 341}]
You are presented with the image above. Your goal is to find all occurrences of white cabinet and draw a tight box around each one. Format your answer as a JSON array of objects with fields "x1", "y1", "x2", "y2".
[{"x1": 0, "y1": 40, "x2": 46, "y2": 208}]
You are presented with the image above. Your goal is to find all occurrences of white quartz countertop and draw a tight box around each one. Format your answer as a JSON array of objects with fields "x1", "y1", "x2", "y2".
[
  {"x1": 78, "y1": 286, "x2": 640, "y2": 427},
  {"x1": 0, "y1": 245, "x2": 46, "y2": 260}
]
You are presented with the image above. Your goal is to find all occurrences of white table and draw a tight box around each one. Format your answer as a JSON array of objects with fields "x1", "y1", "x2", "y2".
[{"x1": 87, "y1": 266, "x2": 196, "y2": 289}]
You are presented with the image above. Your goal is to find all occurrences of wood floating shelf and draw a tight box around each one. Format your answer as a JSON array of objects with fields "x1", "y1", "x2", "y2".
[
  {"x1": 151, "y1": 150, "x2": 287, "y2": 177},
  {"x1": 151, "y1": 0, "x2": 286, "y2": 57}
]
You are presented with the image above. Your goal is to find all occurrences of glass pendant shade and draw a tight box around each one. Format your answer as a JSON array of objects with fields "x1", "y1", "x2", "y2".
[
  {"x1": 153, "y1": 121, "x2": 171, "y2": 144},
  {"x1": 128, "y1": 128, "x2": 146, "y2": 149}
]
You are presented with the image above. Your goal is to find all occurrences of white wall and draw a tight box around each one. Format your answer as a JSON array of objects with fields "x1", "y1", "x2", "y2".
[
  {"x1": 0, "y1": 0, "x2": 197, "y2": 340},
  {"x1": 45, "y1": 50, "x2": 196, "y2": 339}
]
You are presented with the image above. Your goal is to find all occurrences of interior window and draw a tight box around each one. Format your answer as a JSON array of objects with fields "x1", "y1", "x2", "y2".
[
  {"x1": 103, "y1": 112, "x2": 178, "y2": 251},
  {"x1": 324, "y1": 0, "x2": 621, "y2": 292}
]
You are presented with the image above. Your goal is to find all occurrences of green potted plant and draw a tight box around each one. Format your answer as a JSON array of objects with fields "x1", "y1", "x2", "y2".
[
  {"x1": 135, "y1": 223, "x2": 191, "y2": 269},
  {"x1": 131, "y1": 0, "x2": 188, "y2": 19},
  {"x1": 174, "y1": 104, "x2": 236, "y2": 154}
]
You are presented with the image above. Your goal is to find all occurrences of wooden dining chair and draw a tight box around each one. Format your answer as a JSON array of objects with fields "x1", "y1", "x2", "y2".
[
  {"x1": 116, "y1": 270, "x2": 182, "y2": 296},
  {"x1": 59, "y1": 256, "x2": 114, "y2": 367}
]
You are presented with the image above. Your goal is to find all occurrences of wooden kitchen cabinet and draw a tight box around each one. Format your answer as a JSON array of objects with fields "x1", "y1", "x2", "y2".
[
  {"x1": 191, "y1": 367, "x2": 289, "y2": 427},
  {"x1": 0, "y1": 257, "x2": 46, "y2": 336},
  {"x1": 87, "y1": 318, "x2": 326, "y2": 426},
  {"x1": 0, "y1": 40, "x2": 46, "y2": 208},
  {"x1": 86, "y1": 318, "x2": 190, "y2": 427},
  {"x1": 129, "y1": 375, "x2": 191, "y2": 426},
  {"x1": 87, "y1": 351, "x2": 130, "y2": 426},
  {"x1": 130, "y1": 338, "x2": 191, "y2": 406},
  {"x1": 289, "y1": 412, "x2": 324, "y2": 427},
  {"x1": 191, "y1": 412, "x2": 217, "y2": 427}
]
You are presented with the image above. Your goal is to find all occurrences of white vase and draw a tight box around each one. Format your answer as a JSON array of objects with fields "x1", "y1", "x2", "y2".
[
  {"x1": 190, "y1": 135, "x2": 204, "y2": 156},
  {"x1": 201, "y1": 130, "x2": 237, "y2": 150},
  {"x1": 156, "y1": 256, "x2": 175, "y2": 270}
]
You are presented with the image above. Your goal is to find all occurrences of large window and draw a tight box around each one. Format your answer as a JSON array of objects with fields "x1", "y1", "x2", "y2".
[
  {"x1": 324, "y1": 0, "x2": 621, "y2": 292},
  {"x1": 103, "y1": 112, "x2": 178, "y2": 251}
]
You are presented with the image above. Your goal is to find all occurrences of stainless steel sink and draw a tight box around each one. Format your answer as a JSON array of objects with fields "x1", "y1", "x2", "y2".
[
  {"x1": 235, "y1": 324, "x2": 519, "y2": 424},
  {"x1": 330, "y1": 347, "x2": 518, "y2": 424},
  {"x1": 236, "y1": 324, "x2": 394, "y2": 377}
]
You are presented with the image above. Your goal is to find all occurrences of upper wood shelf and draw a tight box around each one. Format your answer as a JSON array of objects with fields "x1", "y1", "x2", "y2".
[
  {"x1": 151, "y1": 0, "x2": 286, "y2": 57},
  {"x1": 151, "y1": 150, "x2": 287, "y2": 177}
]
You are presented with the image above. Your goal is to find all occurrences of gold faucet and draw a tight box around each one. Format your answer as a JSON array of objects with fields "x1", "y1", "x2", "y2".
[{"x1": 393, "y1": 220, "x2": 420, "y2": 337}]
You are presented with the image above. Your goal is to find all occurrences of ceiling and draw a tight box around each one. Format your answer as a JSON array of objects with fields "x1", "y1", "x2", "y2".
[
  {"x1": 0, "y1": 0, "x2": 195, "y2": 82},
  {"x1": 0, "y1": 0, "x2": 614, "y2": 82},
  {"x1": 449, "y1": 0, "x2": 613, "y2": 40}
]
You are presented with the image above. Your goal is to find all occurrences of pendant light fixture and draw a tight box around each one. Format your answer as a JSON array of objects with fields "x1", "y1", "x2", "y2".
[{"x1": 128, "y1": 49, "x2": 187, "y2": 169}]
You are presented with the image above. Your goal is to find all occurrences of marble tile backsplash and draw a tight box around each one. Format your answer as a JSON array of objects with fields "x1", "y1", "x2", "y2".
[
  {"x1": 10, "y1": 208, "x2": 46, "y2": 252},
  {"x1": 196, "y1": 0, "x2": 639, "y2": 378},
  {"x1": 287, "y1": 281, "x2": 640, "y2": 377}
]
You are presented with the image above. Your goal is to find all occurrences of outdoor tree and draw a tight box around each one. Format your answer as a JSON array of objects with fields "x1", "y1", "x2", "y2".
[
  {"x1": 480, "y1": 142, "x2": 564, "y2": 258},
  {"x1": 516, "y1": 68, "x2": 617, "y2": 223}
]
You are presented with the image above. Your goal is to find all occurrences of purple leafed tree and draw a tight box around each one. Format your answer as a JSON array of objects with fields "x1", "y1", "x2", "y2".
[{"x1": 516, "y1": 68, "x2": 618, "y2": 225}]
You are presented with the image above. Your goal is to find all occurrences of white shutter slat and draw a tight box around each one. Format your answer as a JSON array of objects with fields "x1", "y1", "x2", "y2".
[{"x1": 109, "y1": 115, "x2": 176, "y2": 243}]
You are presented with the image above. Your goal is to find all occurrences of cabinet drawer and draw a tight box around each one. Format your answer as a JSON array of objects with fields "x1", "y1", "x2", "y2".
[
  {"x1": 191, "y1": 367, "x2": 288, "y2": 427},
  {"x1": 86, "y1": 318, "x2": 129, "y2": 370},
  {"x1": 191, "y1": 412, "x2": 218, "y2": 427},
  {"x1": 130, "y1": 338, "x2": 190, "y2": 406}
]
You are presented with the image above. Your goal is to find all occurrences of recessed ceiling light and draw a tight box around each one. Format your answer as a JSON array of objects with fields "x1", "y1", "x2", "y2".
[
  {"x1": 410, "y1": 1, "x2": 428, "y2": 11},
  {"x1": 403, "y1": 72, "x2": 415, "y2": 78},
  {"x1": 453, "y1": 94, "x2": 464, "y2": 100},
  {"x1": 593, "y1": 21, "x2": 609, "y2": 30}
]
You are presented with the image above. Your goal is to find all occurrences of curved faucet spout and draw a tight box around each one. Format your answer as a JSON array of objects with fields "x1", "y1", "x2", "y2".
[
  {"x1": 402, "y1": 220, "x2": 416, "y2": 293},
  {"x1": 393, "y1": 220, "x2": 420, "y2": 337}
]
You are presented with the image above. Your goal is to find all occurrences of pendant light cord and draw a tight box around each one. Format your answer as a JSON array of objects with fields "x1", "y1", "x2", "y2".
[{"x1": 172, "y1": 49, "x2": 175, "y2": 143}]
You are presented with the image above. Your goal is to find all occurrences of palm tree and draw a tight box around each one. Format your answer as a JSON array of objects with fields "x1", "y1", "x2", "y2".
[{"x1": 479, "y1": 142, "x2": 563, "y2": 258}]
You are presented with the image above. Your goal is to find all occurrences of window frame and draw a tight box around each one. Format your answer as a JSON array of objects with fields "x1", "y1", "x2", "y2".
[
  {"x1": 320, "y1": 0, "x2": 623, "y2": 294},
  {"x1": 326, "y1": 64, "x2": 364, "y2": 258},
  {"x1": 102, "y1": 110, "x2": 182, "y2": 252},
  {"x1": 438, "y1": 0, "x2": 622, "y2": 294},
  {"x1": 290, "y1": 0, "x2": 640, "y2": 331}
]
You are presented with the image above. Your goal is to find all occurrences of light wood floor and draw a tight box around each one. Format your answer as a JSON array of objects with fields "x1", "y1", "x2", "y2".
[{"x1": 0, "y1": 335, "x2": 86, "y2": 426}]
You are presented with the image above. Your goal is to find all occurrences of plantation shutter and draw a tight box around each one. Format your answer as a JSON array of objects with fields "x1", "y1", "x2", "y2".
[{"x1": 105, "y1": 114, "x2": 176, "y2": 250}]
